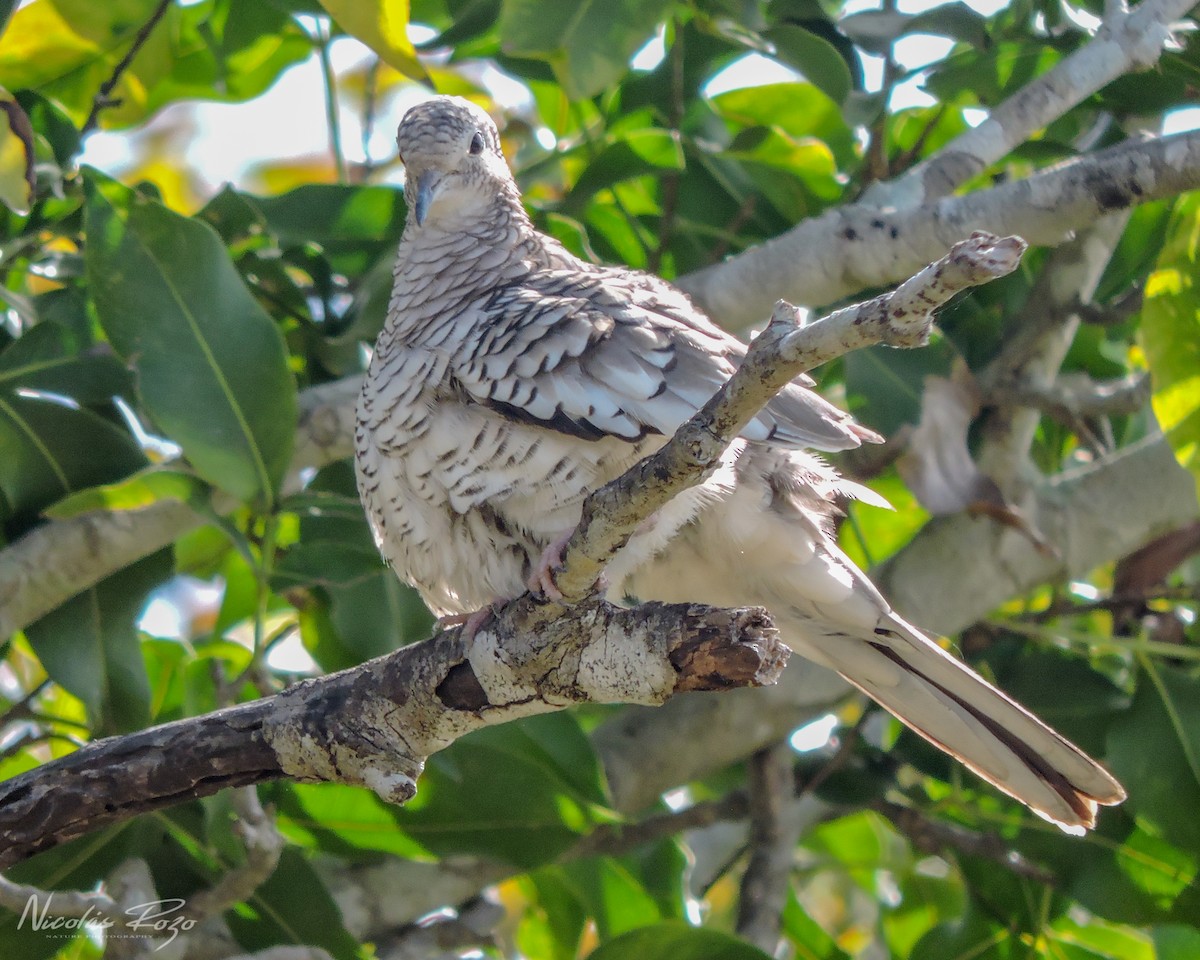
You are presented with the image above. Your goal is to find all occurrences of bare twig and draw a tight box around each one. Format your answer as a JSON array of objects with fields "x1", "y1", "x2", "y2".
[
  {"x1": 186, "y1": 788, "x2": 285, "y2": 918},
  {"x1": 553, "y1": 232, "x2": 1027, "y2": 602},
  {"x1": 567, "y1": 793, "x2": 750, "y2": 861},
  {"x1": 1019, "y1": 585, "x2": 1200, "y2": 623},
  {"x1": 314, "y1": 19, "x2": 347, "y2": 184},
  {"x1": 80, "y1": 0, "x2": 172, "y2": 135},
  {"x1": 382, "y1": 895, "x2": 505, "y2": 959},
  {"x1": 873, "y1": 800, "x2": 1056, "y2": 884},
  {"x1": 648, "y1": 24, "x2": 684, "y2": 275},
  {"x1": 0, "y1": 872, "x2": 125, "y2": 924},
  {"x1": 0, "y1": 678, "x2": 49, "y2": 728},
  {"x1": 1079, "y1": 284, "x2": 1144, "y2": 326},
  {"x1": 985, "y1": 372, "x2": 1150, "y2": 424},
  {"x1": 736, "y1": 742, "x2": 799, "y2": 953}
]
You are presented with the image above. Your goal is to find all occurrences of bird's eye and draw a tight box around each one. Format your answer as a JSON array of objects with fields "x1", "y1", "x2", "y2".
[{"x1": 468, "y1": 132, "x2": 485, "y2": 156}]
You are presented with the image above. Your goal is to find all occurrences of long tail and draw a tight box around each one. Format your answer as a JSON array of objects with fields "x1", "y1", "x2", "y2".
[{"x1": 790, "y1": 612, "x2": 1126, "y2": 832}]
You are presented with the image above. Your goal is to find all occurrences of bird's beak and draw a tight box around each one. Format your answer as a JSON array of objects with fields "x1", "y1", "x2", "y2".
[{"x1": 414, "y1": 170, "x2": 441, "y2": 227}]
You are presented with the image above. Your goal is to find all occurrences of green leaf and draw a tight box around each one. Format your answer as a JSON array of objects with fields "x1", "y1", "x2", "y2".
[
  {"x1": 842, "y1": 337, "x2": 958, "y2": 434},
  {"x1": 586, "y1": 922, "x2": 773, "y2": 960},
  {"x1": 555, "y1": 857, "x2": 663, "y2": 940},
  {"x1": 1140, "y1": 193, "x2": 1200, "y2": 503},
  {"x1": 25, "y1": 550, "x2": 170, "y2": 731},
  {"x1": 245, "y1": 183, "x2": 408, "y2": 275},
  {"x1": 1116, "y1": 825, "x2": 1197, "y2": 909},
  {"x1": 1108, "y1": 662, "x2": 1200, "y2": 855},
  {"x1": 908, "y1": 3, "x2": 989, "y2": 49},
  {"x1": 327, "y1": 571, "x2": 432, "y2": 659},
  {"x1": 273, "y1": 541, "x2": 385, "y2": 589},
  {"x1": 782, "y1": 884, "x2": 851, "y2": 959},
  {"x1": 84, "y1": 169, "x2": 297, "y2": 507},
  {"x1": 0, "y1": 0, "x2": 310, "y2": 128},
  {"x1": 1046, "y1": 916, "x2": 1153, "y2": 960},
  {"x1": 982, "y1": 648, "x2": 1128, "y2": 756},
  {"x1": 392, "y1": 713, "x2": 610, "y2": 866},
  {"x1": 618, "y1": 837, "x2": 688, "y2": 921},
  {"x1": 273, "y1": 782, "x2": 430, "y2": 859},
  {"x1": 912, "y1": 904, "x2": 1011, "y2": 960},
  {"x1": 1154, "y1": 925, "x2": 1200, "y2": 960},
  {"x1": 722, "y1": 125, "x2": 841, "y2": 222},
  {"x1": 520, "y1": 871, "x2": 588, "y2": 960},
  {"x1": 224, "y1": 848, "x2": 360, "y2": 960},
  {"x1": 0, "y1": 0, "x2": 165, "y2": 123},
  {"x1": 0, "y1": 392, "x2": 145, "y2": 526},
  {"x1": 282, "y1": 462, "x2": 435, "y2": 665},
  {"x1": 711, "y1": 82, "x2": 856, "y2": 169},
  {"x1": 0, "y1": 323, "x2": 131, "y2": 404},
  {"x1": 317, "y1": 0, "x2": 428, "y2": 80},
  {"x1": 566, "y1": 129, "x2": 684, "y2": 209},
  {"x1": 763, "y1": 25, "x2": 852, "y2": 105},
  {"x1": 44, "y1": 467, "x2": 207, "y2": 520},
  {"x1": 500, "y1": 0, "x2": 674, "y2": 99}
]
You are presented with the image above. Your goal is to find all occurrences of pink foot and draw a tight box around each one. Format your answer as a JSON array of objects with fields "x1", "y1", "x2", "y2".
[
  {"x1": 528, "y1": 529, "x2": 575, "y2": 600},
  {"x1": 438, "y1": 606, "x2": 498, "y2": 643}
]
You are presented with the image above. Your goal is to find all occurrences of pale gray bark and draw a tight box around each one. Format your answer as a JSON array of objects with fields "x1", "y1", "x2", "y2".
[
  {"x1": 0, "y1": 599, "x2": 782, "y2": 867},
  {"x1": 678, "y1": 130, "x2": 1200, "y2": 327},
  {"x1": 863, "y1": 0, "x2": 1194, "y2": 206}
]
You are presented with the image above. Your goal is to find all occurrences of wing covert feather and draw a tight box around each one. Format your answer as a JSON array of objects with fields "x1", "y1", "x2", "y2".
[{"x1": 452, "y1": 267, "x2": 879, "y2": 450}]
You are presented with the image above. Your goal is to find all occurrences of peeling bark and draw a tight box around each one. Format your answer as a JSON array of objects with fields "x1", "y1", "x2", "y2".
[{"x1": 0, "y1": 599, "x2": 784, "y2": 867}]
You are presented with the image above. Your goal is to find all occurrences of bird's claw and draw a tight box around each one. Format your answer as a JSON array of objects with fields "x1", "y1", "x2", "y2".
[
  {"x1": 527, "y1": 529, "x2": 574, "y2": 601},
  {"x1": 438, "y1": 603, "x2": 502, "y2": 643}
]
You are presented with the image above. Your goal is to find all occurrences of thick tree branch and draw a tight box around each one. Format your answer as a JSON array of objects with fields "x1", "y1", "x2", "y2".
[
  {"x1": 678, "y1": 130, "x2": 1200, "y2": 326},
  {"x1": 976, "y1": 213, "x2": 1130, "y2": 488},
  {"x1": 877, "y1": 434, "x2": 1199, "y2": 635},
  {"x1": 0, "y1": 600, "x2": 783, "y2": 867},
  {"x1": 866, "y1": 0, "x2": 1193, "y2": 206}
]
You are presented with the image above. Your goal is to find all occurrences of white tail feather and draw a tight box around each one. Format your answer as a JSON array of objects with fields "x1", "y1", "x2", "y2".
[{"x1": 783, "y1": 612, "x2": 1126, "y2": 831}]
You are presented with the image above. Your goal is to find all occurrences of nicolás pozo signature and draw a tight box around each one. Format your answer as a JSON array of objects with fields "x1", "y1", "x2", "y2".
[{"x1": 19, "y1": 894, "x2": 197, "y2": 950}]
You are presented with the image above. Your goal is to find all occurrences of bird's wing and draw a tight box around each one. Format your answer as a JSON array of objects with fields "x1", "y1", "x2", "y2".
[{"x1": 453, "y1": 266, "x2": 880, "y2": 450}]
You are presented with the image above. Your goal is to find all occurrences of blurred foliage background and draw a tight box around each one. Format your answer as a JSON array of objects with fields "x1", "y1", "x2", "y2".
[{"x1": 1, "y1": 0, "x2": 1199, "y2": 957}]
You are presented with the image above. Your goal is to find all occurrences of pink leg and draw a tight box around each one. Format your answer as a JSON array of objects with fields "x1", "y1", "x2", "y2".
[
  {"x1": 438, "y1": 605, "x2": 499, "y2": 643},
  {"x1": 528, "y1": 528, "x2": 575, "y2": 601}
]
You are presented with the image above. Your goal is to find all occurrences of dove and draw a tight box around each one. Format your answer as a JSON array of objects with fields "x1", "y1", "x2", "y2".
[{"x1": 354, "y1": 96, "x2": 1124, "y2": 831}]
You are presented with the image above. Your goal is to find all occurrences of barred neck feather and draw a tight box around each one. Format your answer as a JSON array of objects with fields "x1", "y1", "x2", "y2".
[{"x1": 382, "y1": 178, "x2": 580, "y2": 347}]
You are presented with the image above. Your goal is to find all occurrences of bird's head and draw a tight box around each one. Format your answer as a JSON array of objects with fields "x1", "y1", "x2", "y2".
[{"x1": 395, "y1": 96, "x2": 509, "y2": 229}]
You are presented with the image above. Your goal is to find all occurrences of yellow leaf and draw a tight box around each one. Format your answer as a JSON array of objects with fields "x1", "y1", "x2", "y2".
[
  {"x1": 1141, "y1": 193, "x2": 1200, "y2": 504},
  {"x1": 317, "y1": 0, "x2": 427, "y2": 81},
  {"x1": 0, "y1": 87, "x2": 34, "y2": 216}
]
